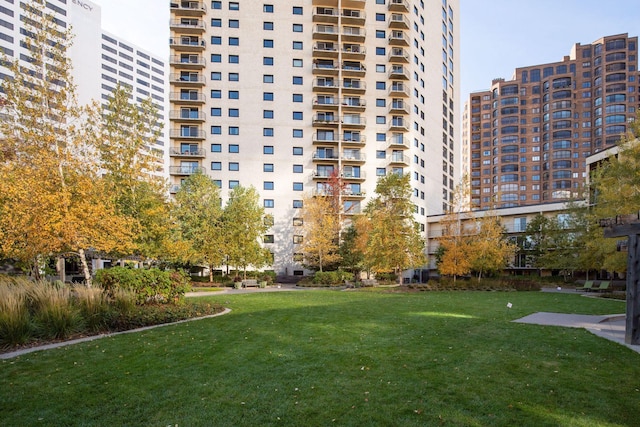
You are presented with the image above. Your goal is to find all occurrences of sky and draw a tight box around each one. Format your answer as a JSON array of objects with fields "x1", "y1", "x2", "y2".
[{"x1": 92, "y1": 0, "x2": 640, "y2": 107}]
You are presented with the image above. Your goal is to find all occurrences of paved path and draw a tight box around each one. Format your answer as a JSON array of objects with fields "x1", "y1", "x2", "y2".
[{"x1": 514, "y1": 312, "x2": 639, "y2": 354}]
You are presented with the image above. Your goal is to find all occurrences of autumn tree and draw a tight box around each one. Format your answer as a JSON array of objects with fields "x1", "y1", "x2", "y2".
[
  {"x1": 222, "y1": 185, "x2": 270, "y2": 278},
  {"x1": 467, "y1": 215, "x2": 516, "y2": 280},
  {"x1": 436, "y1": 177, "x2": 472, "y2": 281},
  {"x1": 300, "y1": 195, "x2": 341, "y2": 271},
  {"x1": 173, "y1": 171, "x2": 224, "y2": 282},
  {"x1": 0, "y1": 1, "x2": 134, "y2": 284},
  {"x1": 362, "y1": 173, "x2": 425, "y2": 280}
]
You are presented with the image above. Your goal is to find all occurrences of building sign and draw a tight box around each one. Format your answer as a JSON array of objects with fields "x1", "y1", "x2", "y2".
[{"x1": 72, "y1": 0, "x2": 94, "y2": 12}]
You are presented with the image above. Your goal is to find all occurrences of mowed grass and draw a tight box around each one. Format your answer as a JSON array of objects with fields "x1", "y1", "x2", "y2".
[{"x1": 1, "y1": 290, "x2": 637, "y2": 426}]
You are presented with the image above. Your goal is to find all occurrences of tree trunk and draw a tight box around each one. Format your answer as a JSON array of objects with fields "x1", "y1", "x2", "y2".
[
  {"x1": 78, "y1": 248, "x2": 92, "y2": 287},
  {"x1": 209, "y1": 264, "x2": 214, "y2": 283}
]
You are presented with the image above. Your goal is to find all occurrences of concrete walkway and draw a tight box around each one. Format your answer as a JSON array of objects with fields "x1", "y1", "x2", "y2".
[{"x1": 514, "y1": 312, "x2": 639, "y2": 354}]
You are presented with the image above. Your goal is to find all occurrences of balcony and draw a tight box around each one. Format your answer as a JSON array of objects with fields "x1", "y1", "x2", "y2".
[
  {"x1": 388, "y1": 48, "x2": 409, "y2": 63},
  {"x1": 313, "y1": 78, "x2": 339, "y2": 92},
  {"x1": 341, "y1": 97, "x2": 366, "y2": 111},
  {"x1": 341, "y1": 0, "x2": 366, "y2": 8},
  {"x1": 169, "y1": 184, "x2": 181, "y2": 194},
  {"x1": 313, "y1": 61, "x2": 339, "y2": 75},
  {"x1": 389, "y1": 101, "x2": 409, "y2": 115},
  {"x1": 313, "y1": 43, "x2": 338, "y2": 58},
  {"x1": 312, "y1": 151, "x2": 339, "y2": 161},
  {"x1": 341, "y1": 44, "x2": 365, "y2": 59},
  {"x1": 169, "y1": 165, "x2": 205, "y2": 176},
  {"x1": 341, "y1": 152, "x2": 366, "y2": 163},
  {"x1": 389, "y1": 153, "x2": 410, "y2": 166},
  {"x1": 313, "y1": 132, "x2": 339, "y2": 145},
  {"x1": 312, "y1": 8, "x2": 338, "y2": 23},
  {"x1": 388, "y1": 0, "x2": 409, "y2": 12},
  {"x1": 387, "y1": 134, "x2": 410, "y2": 149},
  {"x1": 341, "y1": 62, "x2": 366, "y2": 77},
  {"x1": 342, "y1": 189, "x2": 366, "y2": 198},
  {"x1": 312, "y1": 170, "x2": 336, "y2": 179},
  {"x1": 342, "y1": 26, "x2": 366, "y2": 42},
  {"x1": 388, "y1": 14, "x2": 410, "y2": 29},
  {"x1": 170, "y1": 91, "x2": 205, "y2": 103},
  {"x1": 341, "y1": 170, "x2": 366, "y2": 180},
  {"x1": 341, "y1": 115, "x2": 366, "y2": 128},
  {"x1": 169, "y1": 110, "x2": 206, "y2": 122},
  {"x1": 313, "y1": 96, "x2": 340, "y2": 109},
  {"x1": 170, "y1": 1, "x2": 206, "y2": 15},
  {"x1": 169, "y1": 37, "x2": 205, "y2": 51},
  {"x1": 388, "y1": 66, "x2": 410, "y2": 80},
  {"x1": 169, "y1": 19, "x2": 205, "y2": 33},
  {"x1": 388, "y1": 31, "x2": 409, "y2": 46},
  {"x1": 170, "y1": 147, "x2": 206, "y2": 158},
  {"x1": 341, "y1": 132, "x2": 366, "y2": 146},
  {"x1": 170, "y1": 55, "x2": 205, "y2": 69},
  {"x1": 389, "y1": 84, "x2": 409, "y2": 97},
  {"x1": 341, "y1": 79, "x2": 366, "y2": 93},
  {"x1": 170, "y1": 73, "x2": 205, "y2": 86},
  {"x1": 170, "y1": 128, "x2": 206, "y2": 140},
  {"x1": 341, "y1": 9, "x2": 365, "y2": 25},
  {"x1": 312, "y1": 115, "x2": 340, "y2": 126},
  {"x1": 313, "y1": 25, "x2": 339, "y2": 40},
  {"x1": 389, "y1": 118, "x2": 409, "y2": 132}
]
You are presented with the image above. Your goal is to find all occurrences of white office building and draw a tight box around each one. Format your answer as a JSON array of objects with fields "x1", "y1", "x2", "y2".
[
  {"x1": 0, "y1": 0, "x2": 168, "y2": 169},
  {"x1": 169, "y1": 0, "x2": 460, "y2": 276}
]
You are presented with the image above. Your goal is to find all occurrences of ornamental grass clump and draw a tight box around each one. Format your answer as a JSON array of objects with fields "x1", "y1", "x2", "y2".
[
  {"x1": 0, "y1": 279, "x2": 33, "y2": 348},
  {"x1": 28, "y1": 281, "x2": 83, "y2": 340},
  {"x1": 73, "y1": 285, "x2": 112, "y2": 332}
]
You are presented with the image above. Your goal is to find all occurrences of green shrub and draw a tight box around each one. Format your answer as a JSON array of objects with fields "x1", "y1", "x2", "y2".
[
  {"x1": 374, "y1": 272, "x2": 398, "y2": 284},
  {"x1": 312, "y1": 270, "x2": 350, "y2": 286},
  {"x1": 95, "y1": 267, "x2": 192, "y2": 305}
]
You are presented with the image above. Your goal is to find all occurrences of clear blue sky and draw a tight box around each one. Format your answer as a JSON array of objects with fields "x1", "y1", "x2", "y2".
[{"x1": 93, "y1": 0, "x2": 640, "y2": 108}]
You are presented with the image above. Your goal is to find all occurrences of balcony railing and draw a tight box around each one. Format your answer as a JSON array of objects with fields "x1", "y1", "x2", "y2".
[
  {"x1": 169, "y1": 37, "x2": 206, "y2": 49},
  {"x1": 169, "y1": 19, "x2": 205, "y2": 31},
  {"x1": 170, "y1": 74, "x2": 205, "y2": 85},
  {"x1": 388, "y1": 14, "x2": 410, "y2": 29},
  {"x1": 170, "y1": 91, "x2": 205, "y2": 102},
  {"x1": 170, "y1": 55, "x2": 206, "y2": 67},
  {"x1": 169, "y1": 110, "x2": 206, "y2": 121},
  {"x1": 388, "y1": 0, "x2": 410, "y2": 12},
  {"x1": 170, "y1": 1, "x2": 206, "y2": 13},
  {"x1": 169, "y1": 166, "x2": 205, "y2": 175},
  {"x1": 170, "y1": 147, "x2": 206, "y2": 157},
  {"x1": 170, "y1": 128, "x2": 206, "y2": 139}
]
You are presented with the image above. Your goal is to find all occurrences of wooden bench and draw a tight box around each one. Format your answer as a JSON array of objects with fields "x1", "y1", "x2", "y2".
[{"x1": 242, "y1": 279, "x2": 259, "y2": 288}]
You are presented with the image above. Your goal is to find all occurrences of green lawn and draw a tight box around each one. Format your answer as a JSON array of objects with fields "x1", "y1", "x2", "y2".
[{"x1": 1, "y1": 290, "x2": 637, "y2": 426}]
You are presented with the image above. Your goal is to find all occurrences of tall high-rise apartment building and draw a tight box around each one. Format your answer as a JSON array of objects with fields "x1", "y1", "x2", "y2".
[
  {"x1": 169, "y1": 0, "x2": 460, "y2": 275},
  {"x1": 0, "y1": 0, "x2": 168, "y2": 168},
  {"x1": 464, "y1": 34, "x2": 638, "y2": 211}
]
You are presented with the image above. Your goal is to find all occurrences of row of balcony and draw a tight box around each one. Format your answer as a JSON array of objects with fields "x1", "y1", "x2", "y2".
[
  {"x1": 312, "y1": 132, "x2": 409, "y2": 150},
  {"x1": 313, "y1": 79, "x2": 410, "y2": 97},
  {"x1": 170, "y1": 19, "x2": 206, "y2": 33}
]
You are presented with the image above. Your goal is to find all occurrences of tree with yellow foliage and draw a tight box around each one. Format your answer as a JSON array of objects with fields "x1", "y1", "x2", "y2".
[{"x1": 300, "y1": 195, "x2": 341, "y2": 271}]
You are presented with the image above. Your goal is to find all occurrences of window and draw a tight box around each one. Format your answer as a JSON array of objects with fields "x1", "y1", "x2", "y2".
[
  {"x1": 229, "y1": 19, "x2": 239, "y2": 28},
  {"x1": 376, "y1": 81, "x2": 386, "y2": 90},
  {"x1": 293, "y1": 182, "x2": 303, "y2": 191},
  {"x1": 293, "y1": 147, "x2": 303, "y2": 155},
  {"x1": 264, "y1": 235, "x2": 274, "y2": 244},
  {"x1": 211, "y1": 161, "x2": 222, "y2": 170},
  {"x1": 211, "y1": 126, "x2": 221, "y2": 135},
  {"x1": 263, "y1": 5, "x2": 274, "y2": 13},
  {"x1": 263, "y1": 128, "x2": 274, "y2": 137},
  {"x1": 228, "y1": 55, "x2": 239, "y2": 63},
  {"x1": 211, "y1": 108, "x2": 221, "y2": 116},
  {"x1": 293, "y1": 94, "x2": 303, "y2": 102},
  {"x1": 211, "y1": 72, "x2": 221, "y2": 80},
  {"x1": 293, "y1": 24, "x2": 303, "y2": 32},
  {"x1": 228, "y1": 73, "x2": 239, "y2": 81},
  {"x1": 264, "y1": 146, "x2": 274, "y2": 154},
  {"x1": 264, "y1": 199, "x2": 274, "y2": 208},
  {"x1": 376, "y1": 30, "x2": 385, "y2": 38},
  {"x1": 263, "y1": 21, "x2": 274, "y2": 30},
  {"x1": 212, "y1": 1, "x2": 221, "y2": 9},
  {"x1": 263, "y1": 163, "x2": 274, "y2": 172},
  {"x1": 293, "y1": 112, "x2": 303, "y2": 120},
  {"x1": 376, "y1": 116, "x2": 386, "y2": 124},
  {"x1": 229, "y1": 90, "x2": 239, "y2": 99},
  {"x1": 376, "y1": 47, "x2": 386, "y2": 55},
  {"x1": 229, "y1": 126, "x2": 239, "y2": 135},
  {"x1": 376, "y1": 99, "x2": 386, "y2": 107},
  {"x1": 293, "y1": 218, "x2": 303, "y2": 226},
  {"x1": 293, "y1": 164, "x2": 303, "y2": 173},
  {"x1": 293, "y1": 200, "x2": 303, "y2": 209},
  {"x1": 229, "y1": 162, "x2": 239, "y2": 171},
  {"x1": 293, "y1": 129, "x2": 303, "y2": 138},
  {"x1": 376, "y1": 133, "x2": 386, "y2": 141},
  {"x1": 263, "y1": 39, "x2": 274, "y2": 48},
  {"x1": 376, "y1": 13, "x2": 385, "y2": 21},
  {"x1": 211, "y1": 54, "x2": 221, "y2": 63},
  {"x1": 264, "y1": 181, "x2": 274, "y2": 190},
  {"x1": 211, "y1": 18, "x2": 221, "y2": 27},
  {"x1": 211, "y1": 36, "x2": 221, "y2": 45},
  {"x1": 293, "y1": 235, "x2": 303, "y2": 244},
  {"x1": 376, "y1": 64, "x2": 386, "y2": 73},
  {"x1": 293, "y1": 76, "x2": 303, "y2": 85},
  {"x1": 229, "y1": 2, "x2": 239, "y2": 10},
  {"x1": 263, "y1": 110, "x2": 274, "y2": 119},
  {"x1": 292, "y1": 58, "x2": 303, "y2": 67},
  {"x1": 263, "y1": 57, "x2": 274, "y2": 66},
  {"x1": 211, "y1": 89, "x2": 221, "y2": 98},
  {"x1": 376, "y1": 168, "x2": 386, "y2": 176},
  {"x1": 228, "y1": 108, "x2": 239, "y2": 117},
  {"x1": 293, "y1": 41, "x2": 303, "y2": 50},
  {"x1": 229, "y1": 37, "x2": 239, "y2": 45},
  {"x1": 376, "y1": 150, "x2": 386, "y2": 159},
  {"x1": 263, "y1": 74, "x2": 274, "y2": 83},
  {"x1": 293, "y1": 6, "x2": 303, "y2": 14},
  {"x1": 211, "y1": 143, "x2": 222, "y2": 152}
]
